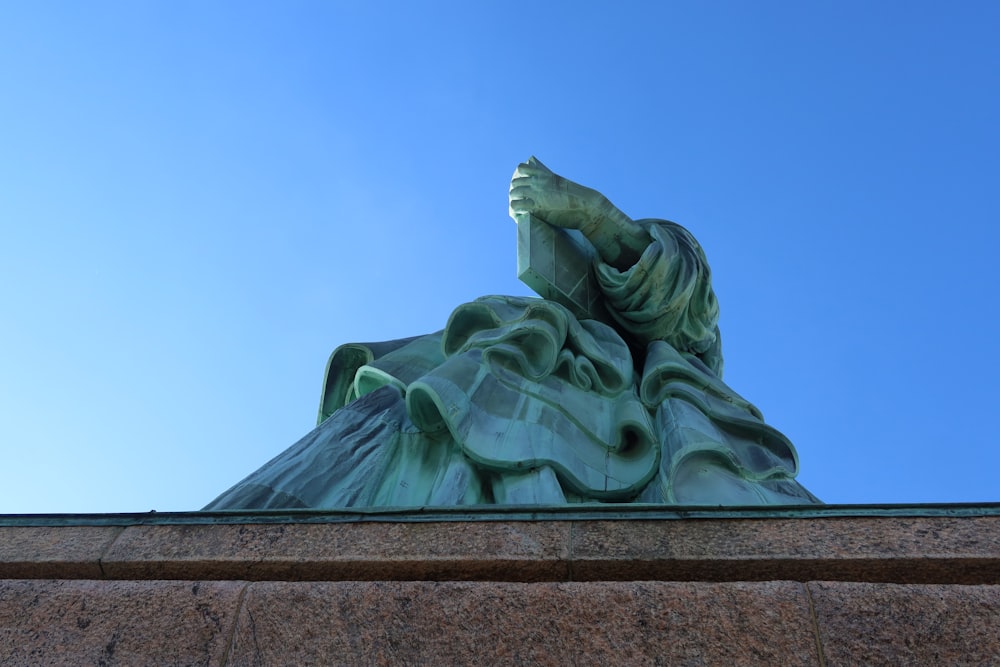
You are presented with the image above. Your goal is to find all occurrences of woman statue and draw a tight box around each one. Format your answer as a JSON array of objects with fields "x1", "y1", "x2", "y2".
[{"x1": 204, "y1": 158, "x2": 820, "y2": 509}]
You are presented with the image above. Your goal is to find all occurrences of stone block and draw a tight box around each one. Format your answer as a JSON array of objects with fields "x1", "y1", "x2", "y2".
[
  {"x1": 0, "y1": 526, "x2": 119, "y2": 579},
  {"x1": 808, "y1": 581, "x2": 1000, "y2": 665},
  {"x1": 227, "y1": 580, "x2": 820, "y2": 666},
  {"x1": 0, "y1": 579, "x2": 243, "y2": 666},
  {"x1": 102, "y1": 520, "x2": 570, "y2": 581},
  {"x1": 569, "y1": 516, "x2": 1000, "y2": 583}
]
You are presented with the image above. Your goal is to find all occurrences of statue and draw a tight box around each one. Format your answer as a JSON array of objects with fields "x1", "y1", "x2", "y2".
[{"x1": 204, "y1": 158, "x2": 820, "y2": 509}]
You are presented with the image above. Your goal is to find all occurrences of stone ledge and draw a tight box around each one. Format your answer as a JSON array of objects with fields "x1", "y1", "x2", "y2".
[
  {"x1": 0, "y1": 526, "x2": 121, "y2": 579},
  {"x1": 101, "y1": 521, "x2": 572, "y2": 582},
  {"x1": 0, "y1": 510, "x2": 997, "y2": 584}
]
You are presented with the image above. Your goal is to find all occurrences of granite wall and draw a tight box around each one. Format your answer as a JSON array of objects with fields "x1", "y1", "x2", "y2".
[{"x1": 1, "y1": 509, "x2": 998, "y2": 665}]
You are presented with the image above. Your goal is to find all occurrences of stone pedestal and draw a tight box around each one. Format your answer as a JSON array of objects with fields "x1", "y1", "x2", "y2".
[{"x1": 1, "y1": 505, "x2": 998, "y2": 665}]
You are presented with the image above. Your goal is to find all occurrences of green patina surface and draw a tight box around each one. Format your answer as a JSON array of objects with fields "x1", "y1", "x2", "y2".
[{"x1": 204, "y1": 158, "x2": 821, "y2": 510}]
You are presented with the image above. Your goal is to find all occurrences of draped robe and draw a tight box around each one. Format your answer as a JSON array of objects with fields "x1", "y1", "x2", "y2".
[{"x1": 205, "y1": 221, "x2": 820, "y2": 509}]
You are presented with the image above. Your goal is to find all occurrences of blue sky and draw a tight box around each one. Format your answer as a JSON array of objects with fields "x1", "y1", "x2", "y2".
[{"x1": 2, "y1": 2, "x2": 998, "y2": 513}]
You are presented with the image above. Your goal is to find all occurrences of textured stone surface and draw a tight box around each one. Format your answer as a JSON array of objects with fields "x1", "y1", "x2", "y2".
[
  {"x1": 2, "y1": 514, "x2": 998, "y2": 664},
  {"x1": 0, "y1": 526, "x2": 120, "y2": 579},
  {"x1": 569, "y1": 516, "x2": 1000, "y2": 583},
  {"x1": 103, "y1": 520, "x2": 570, "y2": 581},
  {"x1": 0, "y1": 579, "x2": 244, "y2": 666},
  {"x1": 228, "y1": 580, "x2": 820, "y2": 666},
  {"x1": 3, "y1": 514, "x2": 999, "y2": 584},
  {"x1": 809, "y1": 581, "x2": 1000, "y2": 665},
  {"x1": 3, "y1": 514, "x2": 998, "y2": 584}
]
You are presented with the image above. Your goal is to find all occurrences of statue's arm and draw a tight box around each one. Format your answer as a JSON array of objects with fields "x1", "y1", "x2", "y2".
[{"x1": 509, "y1": 157, "x2": 652, "y2": 269}]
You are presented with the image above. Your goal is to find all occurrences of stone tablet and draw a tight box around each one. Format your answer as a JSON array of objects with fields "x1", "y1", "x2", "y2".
[{"x1": 515, "y1": 213, "x2": 610, "y2": 323}]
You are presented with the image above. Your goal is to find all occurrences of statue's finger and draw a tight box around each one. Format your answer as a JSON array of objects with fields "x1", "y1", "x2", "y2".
[
  {"x1": 508, "y1": 196, "x2": 535, "y2": 212},
  {"x1": 509, "y1": 179, "x2": 537, "y2": 195},
  {"x1": 527, "y1": 156, "x2": 552, "y2": 173},
  {"x1": 513, "y1": 163, "x2": 536, "y2": 178},
  {"x1": 513, "y1": 163, "x2": 547, "y2": 180}
]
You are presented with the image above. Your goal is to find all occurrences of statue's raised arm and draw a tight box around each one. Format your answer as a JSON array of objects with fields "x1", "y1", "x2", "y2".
[{"x1": 509, "y1": 156, "x2": 651, "y2": 269}]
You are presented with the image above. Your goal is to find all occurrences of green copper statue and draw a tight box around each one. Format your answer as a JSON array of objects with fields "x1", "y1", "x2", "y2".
[{"x1": 204, "y1": 158, "x2": 820, "y2": 509}]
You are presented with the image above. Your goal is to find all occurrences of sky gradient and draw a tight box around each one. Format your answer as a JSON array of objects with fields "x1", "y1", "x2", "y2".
[{"x1": 2, "y1": 2, "x2": 998, "y2": 513}]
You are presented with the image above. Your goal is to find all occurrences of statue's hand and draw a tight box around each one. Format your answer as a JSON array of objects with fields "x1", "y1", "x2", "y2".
[
  {"x1": 509, "y1": 156, "x2": 650, "y2": 269},
  {"x1": 509, "y1": 156, "x2": 607, "y2": 230}
]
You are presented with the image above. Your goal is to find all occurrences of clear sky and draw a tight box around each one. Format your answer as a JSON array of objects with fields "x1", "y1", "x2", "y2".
[{"x1": 2, "y1": 2, "x2": 998, "y2": 513}]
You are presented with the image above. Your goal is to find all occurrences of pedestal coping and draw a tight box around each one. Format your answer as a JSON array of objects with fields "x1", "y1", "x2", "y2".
[
  {"x1": 2, "y1": 502, "x2": 999, "y2": 527},
  {"x1": 2, "y1": 504, "x2": 999, "y2": 585}
]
